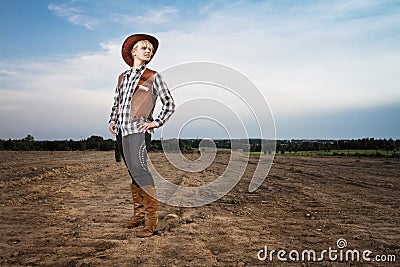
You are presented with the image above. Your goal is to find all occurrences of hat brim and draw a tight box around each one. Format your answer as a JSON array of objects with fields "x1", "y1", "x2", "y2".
[{"x1": 121, "y1": 34, "x2": 159, "y2": 67}]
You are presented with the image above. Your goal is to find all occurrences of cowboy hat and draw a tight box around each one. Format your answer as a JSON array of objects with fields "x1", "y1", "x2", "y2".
[{"x1": 121, "y1": 34, "x2": 159, "y2": 67}]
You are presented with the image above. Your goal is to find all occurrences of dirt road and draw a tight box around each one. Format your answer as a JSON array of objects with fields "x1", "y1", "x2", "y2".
[{"x1": 0, "y1": 151, "x2": 399, "y2": 266}]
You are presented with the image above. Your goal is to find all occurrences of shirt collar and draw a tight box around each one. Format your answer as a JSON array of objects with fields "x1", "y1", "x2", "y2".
[
  {"x1": 124, "y1": 64, "x2": 146, "y2": 78},
  {"x1": 131, "y1": 64, "x2": 146, "y2": 75}
]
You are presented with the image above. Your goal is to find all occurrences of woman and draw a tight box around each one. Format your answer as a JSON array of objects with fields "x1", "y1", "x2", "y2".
[{"x1": 108, "y1": 34, "x2": 175, "y2": 237}]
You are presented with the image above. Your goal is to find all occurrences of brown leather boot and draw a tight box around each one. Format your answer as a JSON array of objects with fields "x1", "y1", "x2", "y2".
[
  {"x1": 136, "y1": 186, "x2": 158, "y2": 238},
  {"x1": 122, "y1": 184, "x2": 145, "y2": 228}
]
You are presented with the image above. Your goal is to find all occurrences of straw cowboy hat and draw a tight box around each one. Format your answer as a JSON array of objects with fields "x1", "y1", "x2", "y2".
[{"x1": 121, "y1": 34, "x2": 159, "y2": 67}]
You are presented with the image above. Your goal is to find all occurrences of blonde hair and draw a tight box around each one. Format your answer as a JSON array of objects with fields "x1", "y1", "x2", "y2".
[{"x1": 132, "y1": 40, "x2": 154, "y2": 54}]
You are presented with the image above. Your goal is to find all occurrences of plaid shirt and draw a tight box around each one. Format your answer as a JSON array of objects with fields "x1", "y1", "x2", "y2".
[{"x1": 109, "y1": 65, "x2": 175, "y2": 137}]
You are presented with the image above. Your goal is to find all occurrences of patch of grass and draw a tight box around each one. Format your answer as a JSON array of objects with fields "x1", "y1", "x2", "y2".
[
  {"x1": 220, "y1": 198, "x2": 241, "y2": 204},
  {"x1": 244, "y1": 151, "x2": 274, "y2": 156},
  {"x1": 290, "y1": 166, "x2": 303, "y2": 173},
  {"x1": 279, "y1": 149, "x2": 398, "y2": 157}
]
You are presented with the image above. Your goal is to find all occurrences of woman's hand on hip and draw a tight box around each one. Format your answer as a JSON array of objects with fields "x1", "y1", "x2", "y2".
[
  {"x1": 109, "y1": 122, "x2": 117, "y2": 136},
  {"x1": 138, "y1": 121, "x2": 157, "y2": 133}
]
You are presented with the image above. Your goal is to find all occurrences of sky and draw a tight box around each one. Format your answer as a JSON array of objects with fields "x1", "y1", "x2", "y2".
[{"x1": 0, "y1": 0, "x2": 399, "y2": 140}]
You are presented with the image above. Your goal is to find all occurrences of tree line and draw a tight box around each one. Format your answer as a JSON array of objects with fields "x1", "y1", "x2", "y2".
[
  {"x1": 0, "y1": 135, "x2": 399, "y2": 157},
  {"x1": 0, "y1": 135, "x2": 195, "y2": 152},
  {"x1": 274, "y1": 138, "x2": 400, "y2": 157},
  {"x1": 0, "y1": 135, "x2": 115, "y2": 151}
]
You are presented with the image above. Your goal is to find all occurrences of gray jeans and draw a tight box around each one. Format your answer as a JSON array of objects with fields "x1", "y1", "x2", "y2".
[{"x1": 122, "y1": 133, "x2": 154, "y2": 187}]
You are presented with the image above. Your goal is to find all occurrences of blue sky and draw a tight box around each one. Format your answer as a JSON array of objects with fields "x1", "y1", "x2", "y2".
[{"x1": 0, "y1": 0, "x2": 399, "y2": 140}]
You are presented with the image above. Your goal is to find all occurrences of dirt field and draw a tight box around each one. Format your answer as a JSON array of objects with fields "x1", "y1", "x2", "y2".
[{"x1": 0, "y1": 151, "x2": 399, "y2": 266}]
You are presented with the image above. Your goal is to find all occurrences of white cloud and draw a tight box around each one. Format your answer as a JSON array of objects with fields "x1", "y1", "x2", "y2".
[
  {"x1": 153, "y1": 15, "x2": 399, "y2": 115},
  {"x1": 0, "y1": 68, "x2": 16, "y2": 77},
  {"x1": 0, "y1": 42, "x2": 124, "y2": 140},
  {"x1": 48, "y1": 2, "x2": 98, "y2": 30},
  {"x1": 110, "y1": 7, "x2": 178, "y2": 26}
]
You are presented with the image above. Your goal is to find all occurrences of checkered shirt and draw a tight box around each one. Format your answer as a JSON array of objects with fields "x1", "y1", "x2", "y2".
[{"x1": 109, "y1": 65, "x2": 175, "y2": 137}]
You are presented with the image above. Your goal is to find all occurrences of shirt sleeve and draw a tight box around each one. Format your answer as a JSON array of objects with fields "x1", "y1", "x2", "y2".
[
  {"x1": 108, "y1": 81, "x2": 120, "y2": 125},
  {"x1": 153, "y1": 72, "x2": 175, "y2": 127}
]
